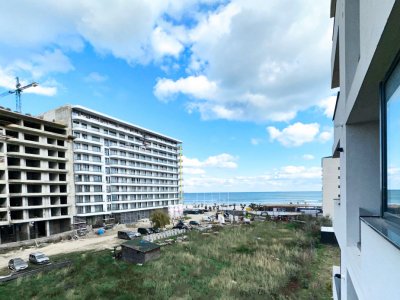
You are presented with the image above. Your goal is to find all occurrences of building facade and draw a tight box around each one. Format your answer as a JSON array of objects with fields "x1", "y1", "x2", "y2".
[
  {"x1": 0, "y1": 108, "x2": 73, "y2": 245},
  {"x1": 41, "y1": 105, "x2": 182, "y2": 225},
  {"x1": 321, "y1": 157, "x2": 340, "y2": 219},
  {"x1": 330, "y1": 0, "x2": 400, "y2": 299}
]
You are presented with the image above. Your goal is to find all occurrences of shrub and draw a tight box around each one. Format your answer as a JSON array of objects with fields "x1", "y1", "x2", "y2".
[{"x1": 151, "y1": 210, "x2": 170, "y2": 228}]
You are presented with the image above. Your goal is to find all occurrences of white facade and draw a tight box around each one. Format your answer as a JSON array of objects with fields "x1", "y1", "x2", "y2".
[
  {"x1": 42, "y1": 105, "x2": 182, "y2": 225},
  {"x1": 322, "y1": 157, "x2": 340, "y2": 219},
  {"x1": 330, "y1": 0, "x2": 400, "y2": 299},
  {"x1": 0, "y1": 108, "x2": 73, "y2": 244}
]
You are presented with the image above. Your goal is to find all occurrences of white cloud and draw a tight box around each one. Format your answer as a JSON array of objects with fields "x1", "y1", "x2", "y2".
[
  {"x1": 302, "y1": 154, "x2": 315, "y2": 160},
  {"x1": 318, "y1": 95, "x2": 336, "y2": 119},
  {"x1": 183, "y1": 168, "x2": 206, "y2": 175},
  {"x1": 388, "y1": 167, "x2": 400, "y2": 176},
  {"x1": 84, "y1": 72, "x2": 108, "y2": 83},
  {"x1": 267, "y1": 122, "x2": 320, "y2": 147},
  {"x1": 153, "y1": 0, "x2": 332, "y2": 122},
  {"x1": 184, "y1": 165, "x2": 322, "y2": 192},
  {"x1": 274, "y1": 166, "x2": 321, "y2": 179},
  {"x1": 0, "y1": 1, "x2": 332, "y2": 122},
  {"x1": 251, "y1": 138, "x2": 262, "y2": 145},
  {"x1": 0, "y1": 69, "x2": 57, "y2": 97},
  {"x1": 151, "y1": 26, "x2": 184, "y2": 59},
  {"x1": 319, "y1": 127, "x2": 333, "y2": 143},
  {"x1": 154, "y1": 75, "x2": 218, "y2": 101},
  {"x1": 182, "y1": 153, "x2": 238, "y2": 178},
  {"x1": 182, "y1": 153, "x2": 238, "y2": 169}
]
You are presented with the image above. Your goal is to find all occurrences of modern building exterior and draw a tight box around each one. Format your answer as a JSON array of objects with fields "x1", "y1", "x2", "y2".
[
  {"x1": 330, "y1": 0, "x2": 400, "y2": 299},
  {"x1": 41, "y1": 105, "x2": 182, "y2": 226},
  {"x1": 321, "y1": 157, "x2": 340, "y2": 219},
  {"x1": 0, "y1": 108, "x2": 73, "y2": 245}
]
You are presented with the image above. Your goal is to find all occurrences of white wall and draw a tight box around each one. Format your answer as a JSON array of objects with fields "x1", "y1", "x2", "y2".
[
  {"x1": 322, "y1": 157, "x2": 340, "y2": 219},
  {"x1": 360, "y1": 222, "x2": 400, "y2": 299},
  {"x1": 331, "y1": 1, "x2": 400, "y2": 299}
]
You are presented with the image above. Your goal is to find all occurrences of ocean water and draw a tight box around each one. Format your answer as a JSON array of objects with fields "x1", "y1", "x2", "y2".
[{"x1": 184, "y1": 191, "x2": 322, "y2": 206}]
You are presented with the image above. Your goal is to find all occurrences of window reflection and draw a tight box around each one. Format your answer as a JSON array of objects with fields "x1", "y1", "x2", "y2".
[{"x1": 386, "y1": 75, "x2": 400, "y2": 215}]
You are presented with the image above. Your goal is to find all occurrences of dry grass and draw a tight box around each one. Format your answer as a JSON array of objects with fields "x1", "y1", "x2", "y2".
[{"x1": 0, "y1": 218, "x2": 338, "y2": 300}]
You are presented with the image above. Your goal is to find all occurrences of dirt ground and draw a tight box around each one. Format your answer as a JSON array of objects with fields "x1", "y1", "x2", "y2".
[
  {"x1": 0, "y1": 225, "x2": 133, "y2": 267},
  {"x1": 0, "y1": 213, "x2": 216, "y2": 268}
]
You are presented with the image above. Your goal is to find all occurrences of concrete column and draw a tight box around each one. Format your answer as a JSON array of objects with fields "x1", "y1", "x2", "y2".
[
  {"x1": 21, "y1": 223, "x2": 30, "y2": 241},
  {"x1": 344, "y1": 121, "x2": 380, "y2": 246},
  {"x1": 46, "y1": 220, "x2": 50, "y2": 237}
]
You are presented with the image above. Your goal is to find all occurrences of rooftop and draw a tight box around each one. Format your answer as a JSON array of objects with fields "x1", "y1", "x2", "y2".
[
  {"x1": 121, "y1": 239, "x2": 160, "y2": 253},
  {"x1": 71, "y1": 105, "x2": 182, "y2": 143}
]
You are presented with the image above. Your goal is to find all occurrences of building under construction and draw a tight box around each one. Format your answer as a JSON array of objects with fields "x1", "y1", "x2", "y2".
[{"x1": 0, "y1": 108, "x2": 73, "y2": 244}]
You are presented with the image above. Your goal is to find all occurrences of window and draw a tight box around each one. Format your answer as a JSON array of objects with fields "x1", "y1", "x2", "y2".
[
  {"x1": 93, "y1": 186, "x2": 102, "y2": 192},
  {"x1": 384, "y1": 57, "x2": 400, "y2": 216},
  {"x1": 92, "y1": 165, "x2": 101, "y2": 172},
  {"x1": 93, "y1": 175, "x2": 102, "y2": 182},
  {"x1": 92, "y1": 155, "x2": 101, "y2": 162}
]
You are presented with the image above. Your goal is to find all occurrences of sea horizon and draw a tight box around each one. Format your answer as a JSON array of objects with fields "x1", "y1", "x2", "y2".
[{"x1": 183, "y1": 191, "x2": 322, "y2": 205}]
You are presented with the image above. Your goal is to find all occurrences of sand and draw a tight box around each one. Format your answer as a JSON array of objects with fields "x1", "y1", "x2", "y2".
[
  {"x1": 0, "y1": 214, "x2": 216, "y2": 267},
  {"x1": 0, "y1": 226, "x2": 126, "y2": 267}
]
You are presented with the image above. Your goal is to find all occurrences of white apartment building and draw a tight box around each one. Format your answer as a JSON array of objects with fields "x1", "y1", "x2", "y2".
[
  {"x1": 331, "y1": 0, "x2": 400, "y2": 299},
  {"x1": 321, "y1": 157, "x2": 340, "y2": 219},
  {"x1": 0, "y1": 108, "x2": 73, "y2": 245},
  {"x1": 41, "y1": 105, "x2": 182, "y2": 225}
]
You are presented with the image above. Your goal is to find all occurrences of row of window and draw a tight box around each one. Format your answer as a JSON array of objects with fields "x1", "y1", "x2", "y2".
[
  {"x1": 105, "y1": 158, "x2": 177, "y2": 172},
  {"x1": 74, "y1": 153, "x2": 101, "y2": 162},
  {"x1": 6, "y1": 131, "x2": 65, "y2": 146},
  {"x1": 109, "y1": 186, "x2": 178, "y2": 193},
  {"x1": 75, "y1": 175, "x2": 102, "y2": 182},
  {"x1": 108, "y1": 194, "x2": 179, "y2": 201},
  {"x1": 72, "y1": 111, "x2": 178, "y2": 147},
  {"x1": 75, "y1": 185, "x2": 103, "y2": 193},
  {"x1": 74, "y1": 143, "x2": 101, "y2": 152},
  {"x1": 106, "y1": 167, "x2": 178, "y2": 179},
  {"x1": 105, "y1": 146, "x2": 177, "y2": 161},
  {"x1": 76, "y1": 205, "x2": 103, "y2": 214},
  {"x1": 74, "y1": 164, "x2": 102, "y2": 172},
  {"x1": 106, "y1": 177, "x2": 176, "y2": 185},
  {"x1": 76, "y1": 195, "x2": 103, "y2": 203}
]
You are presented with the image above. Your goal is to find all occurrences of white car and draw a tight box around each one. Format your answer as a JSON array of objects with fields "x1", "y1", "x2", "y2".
[
  {"x1": 202, "y1": 216, "x2": 213, "y2": 222},
  {"x1": 29, "y1": 252, "x2": 50, "y2": 265},
  {"x1": 8, "y1": 258, "x2": 28, "y2": 272}
]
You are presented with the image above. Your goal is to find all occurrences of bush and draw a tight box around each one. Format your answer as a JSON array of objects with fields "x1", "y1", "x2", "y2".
[{"x1": 151, "y1": 210, "x2": 170, "y2": 228}]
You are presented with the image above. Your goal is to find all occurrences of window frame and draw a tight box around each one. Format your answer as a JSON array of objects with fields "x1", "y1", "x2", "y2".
[{"x1": 381, "y1": 52, "x2": 400, "y2": 220}]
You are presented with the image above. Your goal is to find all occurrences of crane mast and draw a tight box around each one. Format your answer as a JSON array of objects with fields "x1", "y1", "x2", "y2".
[{"x1": 0, "y1": 77, "x2": 38, "y2": 113}]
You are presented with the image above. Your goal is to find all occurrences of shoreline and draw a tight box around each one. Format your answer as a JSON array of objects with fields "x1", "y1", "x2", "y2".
[{"x1": 184, "y1": 202, "x2": 322, "y2": 209}]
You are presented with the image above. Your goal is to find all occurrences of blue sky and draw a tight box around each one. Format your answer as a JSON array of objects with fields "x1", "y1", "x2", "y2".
[{"x1": 0, "y1": 0, "x2": 335, "y2": 192}]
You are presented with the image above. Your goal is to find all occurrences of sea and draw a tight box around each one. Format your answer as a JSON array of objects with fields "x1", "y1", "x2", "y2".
[{"x1": 183, "y1": 191, "x2": 322, "y2": 206}]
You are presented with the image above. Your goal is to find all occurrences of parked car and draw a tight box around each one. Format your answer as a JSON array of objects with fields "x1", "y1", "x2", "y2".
[
  {"x1": 149, "y1": 227, "x2": 161, "y2": 233},
  {"x1": 137, "y1": 228, "x2": 153, "y2": 235},
  {"x1": 117, "y1": 230, "x2": 141, "y2": 240},
  {"x1": 8, "y1": 258, "x2": 28, "y2": 272},
  {"x1": 29, "y1": 252, "x2": 50, "y2": 265},
  {"x1": 189, "y1": 221, "x2": 200, "y2": 226},
  {"x1": 202, "y1": 216, "x2": 213, "y2": 222},
  {"x1": 173, "y1": 221, "x2": 189, "y2": 230}
]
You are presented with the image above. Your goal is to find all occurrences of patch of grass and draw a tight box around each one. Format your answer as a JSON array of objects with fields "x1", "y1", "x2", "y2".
[{"x1": 0, "y1": 219, "x2": 339, "y2": 300}]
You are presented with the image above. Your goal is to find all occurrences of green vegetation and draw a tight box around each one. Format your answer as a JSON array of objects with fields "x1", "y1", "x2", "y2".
[
  {"x1": 0, "y1": 218, "x2": 338, "y2": 300},
  {"x1": 150, "y1": 210, "x2": 170, "y2": 229}
]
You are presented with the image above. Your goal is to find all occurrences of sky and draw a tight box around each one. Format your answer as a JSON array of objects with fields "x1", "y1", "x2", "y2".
[{"x1": 0, "y1": 0, "x2": 336, "y2": 192}]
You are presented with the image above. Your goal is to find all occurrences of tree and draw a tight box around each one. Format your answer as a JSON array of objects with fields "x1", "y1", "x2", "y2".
[{"x1": 150, "y1": 210, "x2": 170, "y2": 229}]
